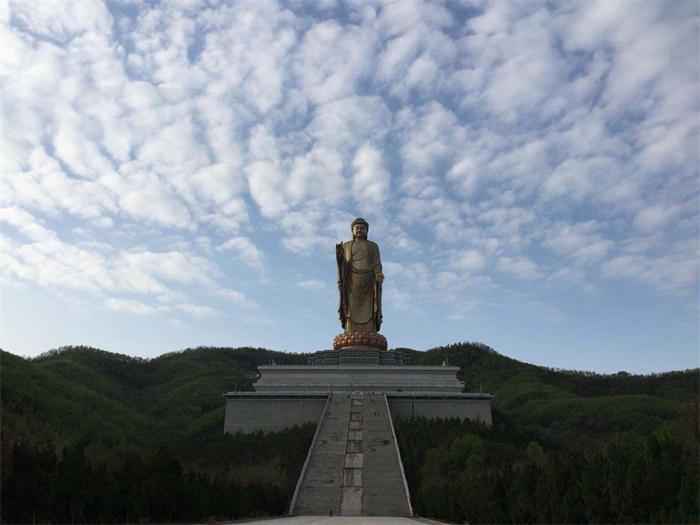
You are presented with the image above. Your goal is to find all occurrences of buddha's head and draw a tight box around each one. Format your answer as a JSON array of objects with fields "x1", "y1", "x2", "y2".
[{"x1": 351, "y1": 218, "x2": 369, "y2": 239}]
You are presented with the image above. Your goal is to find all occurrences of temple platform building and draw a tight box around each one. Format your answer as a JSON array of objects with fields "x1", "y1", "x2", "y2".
[
  {"x1": 223, "y1": 219, "x2": 493, "y2": 516},
  {"x1": 224, "y1": 345, "x2": 493, "y2": 434},
  {"x1": 223, "y1": 345, "x2": 493, "y2": 517}
]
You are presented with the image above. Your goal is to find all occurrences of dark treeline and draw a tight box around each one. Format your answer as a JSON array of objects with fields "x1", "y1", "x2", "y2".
[
  {"x1": 395, "y1": 414, "x2": 699, "y2": 524},
  {"x1": 2, "y1": 426, "x2": 314, "y2": 524},
  {"x1": 2, "y1": 345, "x2": 317, "y2": 523},
  {"x1": 394, "y1": 342, "x2": 698, "y2": 524},
  {"x1": 3, "y1": 441, "x2": 281, "y2": 523}
]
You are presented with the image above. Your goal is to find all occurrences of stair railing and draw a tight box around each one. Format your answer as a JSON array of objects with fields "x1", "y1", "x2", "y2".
[
  {"x1": 288, "y1": 392, "x2": 333, "y2": 515},
  {"x1": 383, "y1": 392, "x2": 414, "y2": 517}
]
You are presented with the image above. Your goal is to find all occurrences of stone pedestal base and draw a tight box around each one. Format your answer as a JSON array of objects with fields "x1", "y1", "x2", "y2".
[
  {"x1": 309, "y1": 346, "x2": 412, "y2": 365},
  {"x1": 251, "y1": 364, "x2": 469, "y2": 393},
  {"x1": 334, "y1": 331, "x2": 387, "y2": 350}
]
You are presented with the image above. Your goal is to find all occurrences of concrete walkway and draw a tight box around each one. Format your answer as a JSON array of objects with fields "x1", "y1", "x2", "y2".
[{"x1": 241, "y1": 517, "x2": 424, "y2": 525}]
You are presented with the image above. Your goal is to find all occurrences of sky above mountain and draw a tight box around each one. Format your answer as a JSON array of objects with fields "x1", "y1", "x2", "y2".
[{"x1": 1, "y1": 0, "x2": 698, "y2": 373}]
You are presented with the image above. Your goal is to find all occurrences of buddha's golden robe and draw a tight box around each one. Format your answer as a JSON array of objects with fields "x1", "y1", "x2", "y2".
[{"x1": 337, "y1": 239, "x2": 383, "y2": 332}]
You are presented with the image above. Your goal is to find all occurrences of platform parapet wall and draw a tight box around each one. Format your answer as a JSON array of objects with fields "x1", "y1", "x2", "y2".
[
  {"x1": 387, "y1": 395, "x2": 493, "y2": 426},
  {"x1": 224, "y1": 392, "x2": 493, "y2": 434},
  {"x1": 253, "y1": 365, "x2": 466, "y2": 393},
  {"x1": 223, "y1": 393, "x2": 328, "y2": 434},
  {"x1": 224, "y1": 363, "x2": 493, "y2": 434}
]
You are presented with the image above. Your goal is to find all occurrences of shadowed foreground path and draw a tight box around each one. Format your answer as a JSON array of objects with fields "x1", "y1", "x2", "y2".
[{"x1": 238, "y1": 517, "x2": 434, "y2": 525}]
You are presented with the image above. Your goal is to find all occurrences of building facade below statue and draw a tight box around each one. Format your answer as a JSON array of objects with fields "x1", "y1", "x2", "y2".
[
  {"x1": 223, "y1": 348, "x2": 493, "y2": 434},
  {"x1": 309, "y1": 346, "x2": 412, "y2": 365},
  {"x1": 222, "y1": 346, "x2": 494, "y2": 516}
]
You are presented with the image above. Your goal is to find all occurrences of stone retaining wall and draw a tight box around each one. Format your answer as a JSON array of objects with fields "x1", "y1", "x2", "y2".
[{"x1": 224, "y1": 396, "x2": 327, "y2": 434}]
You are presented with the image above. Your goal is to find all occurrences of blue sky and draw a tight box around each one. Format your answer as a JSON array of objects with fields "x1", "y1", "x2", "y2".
[{"x1": 1, "y1": 0, "x2": 698, "y2": 373}]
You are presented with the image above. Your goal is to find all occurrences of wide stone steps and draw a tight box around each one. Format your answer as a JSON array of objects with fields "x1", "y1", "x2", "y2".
[
  {"x1": 363, "y1": 393, "x2": 412, "y2": 516},
  {"x1": 293, "y1": 393, "x2": 350, "y2": 515},
  {"x1": 291, "y1": 392, "x2": 412, "y2": 516}
]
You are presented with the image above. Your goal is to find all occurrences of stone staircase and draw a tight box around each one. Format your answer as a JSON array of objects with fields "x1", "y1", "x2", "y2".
[
  {"x1": 290, "y1": 391, "x2": 412, "y2": 516},
  {"x1": 340, "y1": 391, "x2": 364, "y2": 515},
  {"x1": 292, "y1": 393, "x2": 350, "y2": 515},
  {"x1": 363, "y1": 393, "x2": 412, "y2": 516}
]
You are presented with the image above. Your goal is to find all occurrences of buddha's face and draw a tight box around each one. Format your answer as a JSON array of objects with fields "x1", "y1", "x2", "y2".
[{"x1": 352, "y1": 223, "x2": 368, "y2": 239}]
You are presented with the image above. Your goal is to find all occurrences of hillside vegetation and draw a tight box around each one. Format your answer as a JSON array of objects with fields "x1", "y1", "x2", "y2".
[
  {"x1": 1, "y1": 346, "x2": 311, "y2": 523},
  {"x1": 1, "y1": 342, "x2": 697, "y2": 524},
  {"x1": 394, "y1": 343, "x2": 698, "y2": 523}
]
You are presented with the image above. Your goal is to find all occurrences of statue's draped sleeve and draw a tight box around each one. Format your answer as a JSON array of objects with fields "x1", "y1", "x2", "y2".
[
  {"x1": 373, "y1": 242, "x2": 382, "y2": 331},
  {"x1": 336, "y1": 242, "x2": 348, "y2": 329}
]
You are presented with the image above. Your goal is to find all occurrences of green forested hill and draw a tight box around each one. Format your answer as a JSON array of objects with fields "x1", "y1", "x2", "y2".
[
  {"x1": 3, "y1": 346, "x2": 307, "y2": 446},
  {"x1": 391, "y1": 343, "x2": 698, "y2": 523},
  {"x1": 1, "y1": 343, "x2": 697, "y2": 524},
  {"x1": 401, "y1": 343, "x2": 697, "y2": 448},
  {"x1": 1, "y1": 346, "x2": 312, "y2": 523}
]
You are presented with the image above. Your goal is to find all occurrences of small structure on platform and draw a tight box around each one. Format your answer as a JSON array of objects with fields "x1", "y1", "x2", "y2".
[{"x1": 223, "y1": 218, "x2": 493, "y2": 516}]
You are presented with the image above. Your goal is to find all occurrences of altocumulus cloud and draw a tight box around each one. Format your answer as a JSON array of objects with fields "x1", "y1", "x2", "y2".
[{"x1": 0, "y1": 0, "x2": 697, "y2": 361}]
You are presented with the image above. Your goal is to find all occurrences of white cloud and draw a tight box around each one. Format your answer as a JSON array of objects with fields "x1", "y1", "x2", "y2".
[
  {"x1": 173, "y1": 303, "x2": 221, "y2": 318},
  {"x1": 396, "y1": 101, "x2": 467, "y2": 196},
  {"x1": 497, "y1": 256, "x2": 541, "y2": 280},
  {"x1": 544, "y1": 156, "x2": 627, "y2": 202},
  {"x1": 214, "y1": 287, "x2": 255, "y2": 307},
  {"x1": 473, "y1": 6, "x2": 568, "y2": 121},
  {"x1": 633, "y1": 205, "x2": 680, "y2": 232},
  {"x1": 1, "y1": 0, "x2": 697, "y2": 348},
  {"x1": 377, "y1": 0, "x2": 455, "y2": 99},
  {"x1": 352, "y1": 145, "x2": 390, "y2": 209},
  {"x1": 446, "y1": 156, "x2": 481, "y2": 197},
  {"x1": 0, "y1": 207, "x2": 244, "y2": 318},
  {"x1": 118, "y1": 251, "x2": 218, "y2": 287},
  {"x1": 0, "y1": 206, "x2": 56, "y2": 242},
  {"x1": 476, "y1": 207, "x2": 536, "y2": 249},
  {"x1": 385, "y1": 223, "x2": 420, "y2": 252},
  {"x1": 288, "y1": 146, "x2": 344, "y2": 205},
  {"x1": 602, "y1": 240, "x2": 699, "y2": 294},
  {"x1": 542, "y1": 221, "x2": 614, "y2": 264},
  {"x1": 218, "y1": 236, "x2": 264, "y2": 273},
  {"x1": 545, "y1": 266, "x2": 593, "y2": 293},
  {"x1": 8, "y1": 0, "x2": 113, "y2": 41},
  {"x1": 277, "y1": 208, "x2": 338, "y2": 255},
  {"x1": 245, "y1": 125, "x2": 288, "y2": 218},
  {"x1": 297, "y1": 279, "x2": 327, "y2": 291},
  {"x1": 309, "y1": 96, "x2": 391, "y2": 155},
  {"x1": 383, "y1": 285, "x2": 413, "y2": 311},
  {"x1": 105, "y1": 297, "x2": 222, "y2": 318},
  {"x1": 451, "y1": 249, "x2": 487, "y2": 273},
  {"x1": 294, "y1": 19, "x2": 376, "y2": 104},
  {"x1": 106, "y1": 297, "x2": 161, "y2": 316}
]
